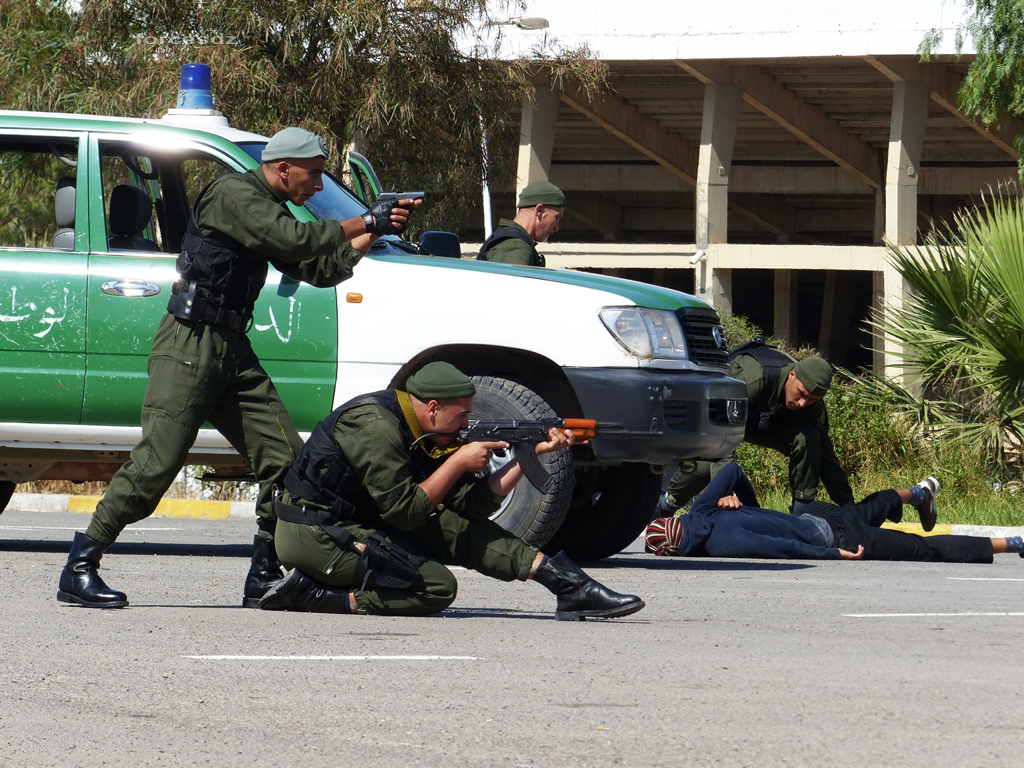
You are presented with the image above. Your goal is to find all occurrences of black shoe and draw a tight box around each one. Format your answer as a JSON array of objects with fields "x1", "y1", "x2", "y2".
[
  {"x1": 57, "y1": 532, "x2": 129, "y2": 608},
  {"x1": 258, "y1": 568, "x2": 353, "y2": 614},
  {"x1": 533, "y1": 552, "x2": 645, "y2": 621},
  {"x1": 912, "y1": 476, "x2": 940, "y2": 532},
  {"x1": 243, "y1": 534, "x2": 285, "y2": 608},
  {"x1": 653, "y1": 493, "x2": 675, "y2": 521}
]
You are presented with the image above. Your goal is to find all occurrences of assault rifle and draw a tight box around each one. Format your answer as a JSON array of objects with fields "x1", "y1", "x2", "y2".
[{"x1": 458, "y1": 419, "x2": 662, "y2": 493}]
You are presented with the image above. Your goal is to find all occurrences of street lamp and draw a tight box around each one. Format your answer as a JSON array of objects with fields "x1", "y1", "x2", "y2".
[{"x1": 476, "y1": 16, "x2": 550, "y2": 239}]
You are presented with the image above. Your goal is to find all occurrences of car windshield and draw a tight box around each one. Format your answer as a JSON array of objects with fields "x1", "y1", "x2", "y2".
[{"x1": 235, "y1": 141, "x2": 368, "y2": 222}]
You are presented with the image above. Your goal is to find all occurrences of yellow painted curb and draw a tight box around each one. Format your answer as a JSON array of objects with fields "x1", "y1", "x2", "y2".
[
  {"x1": 881, "y1": 521, "x2": 953, "y2": 537},
  {"x1": 66, "y1": 496, "x2": 233, "y2": 521}
]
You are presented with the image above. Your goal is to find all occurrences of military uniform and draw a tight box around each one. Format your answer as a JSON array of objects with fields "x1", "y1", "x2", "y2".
[
  {"x1": 274, "y1": 390, "x2": 537, "y2": 615},
  {"x1": 666, "y1": 353, "x2": 854, "y2": 512},
  {"x1": 86, "y1": 167, "x2": 364, "y2": 550},
  {"x1": 478, "y1": 218, "x2": 542, "y2": 266}
]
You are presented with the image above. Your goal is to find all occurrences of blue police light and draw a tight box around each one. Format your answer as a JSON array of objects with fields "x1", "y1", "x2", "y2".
[{"x1": 177, "y1": 63, "x2": 213, "y2": 109}]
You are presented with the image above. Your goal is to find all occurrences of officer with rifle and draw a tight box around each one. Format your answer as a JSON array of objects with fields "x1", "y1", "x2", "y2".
[
  {"x1": 260, "y1": 361, "x2": 646, "y2": 621},
  {"x1": 660, "y1": 338, "x2": 855, "y2": 517},
  {"x1": 477, "y1": 180, "x2": 565, "y2": 267},
  {"x1": 57, "y1": 127, "x2": 421, "y2": 610}
]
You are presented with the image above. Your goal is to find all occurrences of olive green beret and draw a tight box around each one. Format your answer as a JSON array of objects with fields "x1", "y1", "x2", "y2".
[
  {"x1": 406, "y1": 362, "x2": 476, "y2": 400},
  {"x1": 262, "y1": 127, "x2": 329, "y2": 162},
  {"x1": 794, "y1": 357, "x2": 834, "y2": 397},
  {"x1": 517, "y1": 180, "x2": 566, "y2": 209}
]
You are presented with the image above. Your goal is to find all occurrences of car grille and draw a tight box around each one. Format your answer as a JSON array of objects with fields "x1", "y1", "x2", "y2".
[{"x1": 676, "y1": 308, "x2": 728, "y2": 368}]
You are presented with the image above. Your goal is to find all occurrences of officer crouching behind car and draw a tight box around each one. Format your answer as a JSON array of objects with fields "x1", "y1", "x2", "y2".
[
  {"x1": 476, "y1": 180, "x2": 565, "y2": 267},
  {"x1": 661, "y1": 341, "x2": 855, "y2": 517},
  {"x1": 57, "y1": 127, "x2": 421, "y2": 610},
  {"x1": 260, "y1": 362, "x2": 646, "y2": 621}
]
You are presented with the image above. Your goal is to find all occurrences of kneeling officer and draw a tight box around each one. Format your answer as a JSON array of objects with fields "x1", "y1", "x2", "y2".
[{"x1": 260, "y1": 362, "x2": 645, "y2": 620}]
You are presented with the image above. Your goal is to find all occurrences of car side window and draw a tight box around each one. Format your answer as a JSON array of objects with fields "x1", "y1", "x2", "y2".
[
  {"x1": 0, "y1": 139, "x2": 80, "y2": 250},
  {"x1": 99, "y1": 145, "x2": 166, "y2": 253}
]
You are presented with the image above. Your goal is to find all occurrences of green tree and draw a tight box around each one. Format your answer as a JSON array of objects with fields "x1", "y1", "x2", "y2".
[
  {"x1": 869, "y1": 191, "x2": 1024, "y2": 468},
  {"x1": 920, "y1": 0, "x2": 1024, "y2": 175},
  {"x1": 0, "y1": 0, "x2": 605, "y2": 233}
]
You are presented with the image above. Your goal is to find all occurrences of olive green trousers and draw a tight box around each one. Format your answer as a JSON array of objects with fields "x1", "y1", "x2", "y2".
[
  {"x1": 666, "y1": 419, "x2": 843, "y2": 510},
  {"x1": 274, "y1": 510, "x2": 537, "y2": 616},
  {"x1": 87, "y1": 314, "x2": 302, "y2": 545}
]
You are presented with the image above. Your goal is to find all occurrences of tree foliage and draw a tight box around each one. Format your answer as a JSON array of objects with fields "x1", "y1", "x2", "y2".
[
  {"x1": 920, "y1": 0, "x2": 1024, "y2": 176},
  {"x1": 0, "y1": 0, "x2": 606, "y2": 233},
  {"x1": 868, "y1": 190, "x2": 1024, "y2": 468}
]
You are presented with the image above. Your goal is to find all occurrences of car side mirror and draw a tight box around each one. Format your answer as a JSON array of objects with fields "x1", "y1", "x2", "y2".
[{"x1": 417, "y1": 231, "x2": 461, "y2": 258}]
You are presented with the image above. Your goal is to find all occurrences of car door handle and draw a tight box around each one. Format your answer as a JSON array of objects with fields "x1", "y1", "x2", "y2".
[{"x1": 100, "y1": 280, "x2": 162, "y2": 297}]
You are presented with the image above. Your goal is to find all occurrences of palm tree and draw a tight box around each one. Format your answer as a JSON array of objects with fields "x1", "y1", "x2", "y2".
[{"x1": 869, "y1": 190, "x2": 1024, "y2": 467}]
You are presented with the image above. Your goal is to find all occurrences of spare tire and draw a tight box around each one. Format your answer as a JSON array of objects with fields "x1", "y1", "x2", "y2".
[{"x1": 470, "y1": 376, "x2": 574, "y2": 546}]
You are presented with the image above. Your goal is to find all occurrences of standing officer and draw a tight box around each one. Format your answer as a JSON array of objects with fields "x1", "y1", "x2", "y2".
[
  {"x1": 57, "y1": 127, "x2": 420, "y2": 609},
  {"x1": 260, "y1": 362, "x2": 645, "y2": 621},
  {"x1": 660, "y1": 340, "x2": 854, "y2": 517},
  {"x1": 477, "y1": 180, "x2": 564, "y2": 267}
]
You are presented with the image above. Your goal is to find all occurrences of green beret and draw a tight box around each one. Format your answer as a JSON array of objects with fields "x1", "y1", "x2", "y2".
[
  {"x1": 794, "y1": 357, "x2": 834, "y2": 397},
  {"x1": 517, "y1": 180, "x2": 565, "y2": 209},
  {"x1": 262, "y1": 127, "x2": 329, "y2": 162},
  {"x1": 406, "y1": 362, "x2": 476, "y2": 400}
]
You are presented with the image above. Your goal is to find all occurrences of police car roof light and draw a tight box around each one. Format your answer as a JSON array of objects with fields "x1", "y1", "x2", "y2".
[{"x1": 178, "y1": 63, "x2": 213, "y2": 110}]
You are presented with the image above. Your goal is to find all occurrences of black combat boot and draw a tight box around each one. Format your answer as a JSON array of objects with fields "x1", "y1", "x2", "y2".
[
  {"x1": 533, "y1": 551, "x2": 645, "y2": 621},
  {"x1": 242, "y1": 534, "x2": 285, "y2": 608},
  {"x1": 257, "y1": 568, "x2": 353, "y2": 613},
  {"x1": 57, "y1": 531, "x2": 129, "y2": 608}
]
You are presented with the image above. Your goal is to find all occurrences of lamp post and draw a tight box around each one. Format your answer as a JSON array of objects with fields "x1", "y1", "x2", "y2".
[{"x1": 474, "y1": 15, "x2": 550, "y2": 239}]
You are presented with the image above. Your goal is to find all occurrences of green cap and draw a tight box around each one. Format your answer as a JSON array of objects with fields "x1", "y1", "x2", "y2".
[
  {"x1": 406, "y1": 362, "x2": 476, "y2": 400},
  {"x1": 794, "y1": 357, "x2": 833, "y2": 397},
  {"x1": 262, "y1": 127, "x2": 329, "y2": 162},
  {"x1": 517, "y1": 180, "x2": 566, "y2": 209}
]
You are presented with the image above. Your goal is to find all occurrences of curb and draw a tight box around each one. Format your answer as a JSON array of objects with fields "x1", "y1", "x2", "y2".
[{"x1": 7, "y1": 493, "x2": 256, "y2": 520}]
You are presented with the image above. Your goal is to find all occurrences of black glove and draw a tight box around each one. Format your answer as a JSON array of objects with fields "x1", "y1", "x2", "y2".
[{"x1": 363, "y1": 197, "x2": 407, "y2": 236}]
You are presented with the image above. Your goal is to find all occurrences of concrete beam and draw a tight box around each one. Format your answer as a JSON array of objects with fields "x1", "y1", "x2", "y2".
[
  {"x1": 677, "y1": 60, "x2": 884, "y2": 189},
  {"x1": 866, "y1": 56, "x2": 1022, "y2": 158},
  {"x1": 561, "y1": 83, "x2": 788, "y2": 239},
  {"x1": 516, "y1": 85, "x2": 562, "y2": 196}
]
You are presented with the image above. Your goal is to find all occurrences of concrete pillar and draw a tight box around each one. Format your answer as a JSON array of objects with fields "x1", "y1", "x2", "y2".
[
  {"x1": 774, "y1": 269, "x2": 798, "y2": 346},
  {"x1": 516, "y1": 85, "x2": 561, "y2": 198},
  {"x1": 695, "y1": 83, "x2": 743, "y2": 311},
  {"x1": 819, "y1": 272, "x2": 856, "y2": 367},
  {"x1": 873, "y1": 188, "x2": 884, "y2": 245},
  {"x1": 882, "y1": 80, "x2": 930, "y2": 374}
]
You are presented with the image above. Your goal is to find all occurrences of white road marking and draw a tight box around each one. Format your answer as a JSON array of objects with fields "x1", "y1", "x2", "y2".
[
  {"x1": 184, "y1": 655, "x2": 479, "y2": 661},
  {"x1": 947, "y1": 577, "x2": 1024, "y2": 582},
  {"x1": 0, "y1": 526, "x2": 183, "y2": 532},
  {"x1": 845, "y1": 612, "x2": 1024, "y2": 618}
]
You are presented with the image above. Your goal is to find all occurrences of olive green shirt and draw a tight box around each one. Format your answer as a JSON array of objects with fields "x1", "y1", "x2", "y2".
[
  {"x1": 731, "y1": 354, "x2": 852, "y2": 504},
  {"x1": 482, "y1": 219, "x2": 537, "y2": 266},
  {"x1": 325, "y1": 403, "x2": 503, "y2": 532},
  {"x1": 195, "y1": 167, "x2": 363, "y2": 287}
]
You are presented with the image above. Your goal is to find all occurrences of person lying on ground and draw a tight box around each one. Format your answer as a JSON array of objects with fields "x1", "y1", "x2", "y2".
[{"x1": 645, "y1": 462, "x2": 1024, "y2": 564}]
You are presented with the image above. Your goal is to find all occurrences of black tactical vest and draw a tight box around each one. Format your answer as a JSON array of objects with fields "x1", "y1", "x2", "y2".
[
  {"x1": 727, "y1": 339, "x2": 797, "y2": 431},
  {"x1": 167, "y1": 173, "x2": 272, "y2": 332},
  {"x1": 476, "y1": 225, "x2": 545, "y2": 267},
  {"x1": 283, "y1": 390, "x2": 442, "y2": 523}
]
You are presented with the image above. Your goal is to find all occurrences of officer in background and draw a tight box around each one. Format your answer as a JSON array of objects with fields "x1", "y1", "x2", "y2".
[
  {"x1": 57, "y1": 127, "x2": 421, "y2": 610},
  {"x1": 660, "y1": 341, "x2": 854, "y2": 517},
  {"x1": 260, "y1": 362, "x2": 645, "y2": 621},
  {"x1": 477, "y1": 180, "x2": 565, "y2": 267}
]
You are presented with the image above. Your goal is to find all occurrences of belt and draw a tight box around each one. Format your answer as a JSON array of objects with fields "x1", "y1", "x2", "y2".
[{"x1": 168, "y1": 280, "x2": 252, "y2": 333}]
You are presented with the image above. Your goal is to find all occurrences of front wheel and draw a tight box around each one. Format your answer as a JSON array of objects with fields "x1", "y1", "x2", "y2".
[
  {"x1": 0, "y1": 481, "x2": 15, "y2": 516},
  {"x1": 470, "y1": 376, "x2": 574, "y2": 547},
  {"x1": 544, "y1": 463, "x2": 661, "y2": 561}
]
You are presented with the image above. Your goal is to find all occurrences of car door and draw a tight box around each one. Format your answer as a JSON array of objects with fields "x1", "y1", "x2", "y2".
[{"x1": 0, "y1": 130, "x2": 88, "y2": 424}]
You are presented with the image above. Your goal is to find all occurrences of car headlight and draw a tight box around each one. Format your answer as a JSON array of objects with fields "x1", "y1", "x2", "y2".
[{"x1": 598, "y1": 307, "x2": 689, "y2": 360}]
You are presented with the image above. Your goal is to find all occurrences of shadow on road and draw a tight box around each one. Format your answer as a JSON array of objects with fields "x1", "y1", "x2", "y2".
[
  {"x1": 580, "y1": 555, "x2": 815, "y2": 572},
  {"x1": 0, "y1": 538, "x2": 250, "y2": 558}
]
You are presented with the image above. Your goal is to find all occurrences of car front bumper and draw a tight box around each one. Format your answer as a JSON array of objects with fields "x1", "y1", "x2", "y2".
[{"x1": 562, "y1": 367, "x2": 748, "y2": 464}]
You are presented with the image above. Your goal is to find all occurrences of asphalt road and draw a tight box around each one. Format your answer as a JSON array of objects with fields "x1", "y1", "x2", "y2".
[{"x1": 1, "y1": 508, "x2": 1022, "y2": 768}]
